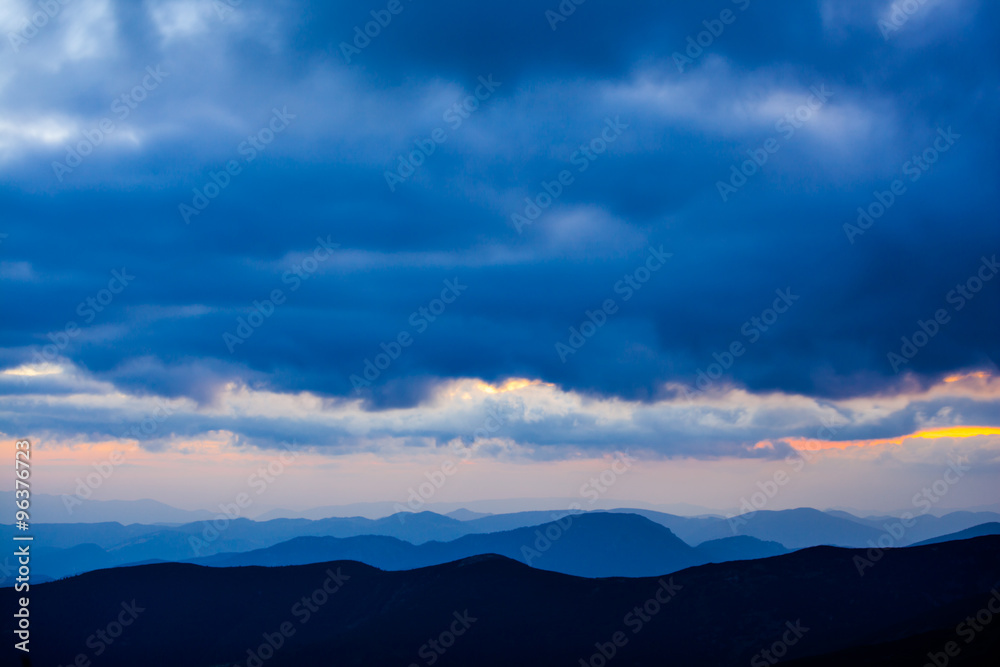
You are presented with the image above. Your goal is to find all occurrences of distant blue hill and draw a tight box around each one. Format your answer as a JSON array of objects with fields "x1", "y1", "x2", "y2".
[
  {"x1": 445, "y1": 508, "x2": 492, "y2": 520},
  {"x1": 189, "y1": 513, "x2": 791, "y2": 578},
  {"x1": 8, "y1": 513, "x2": 792, "y2": 581},
  {"x1": 192, "y1": 512, "x2": 706, "y2": 578},
  {"x1": 0, "y1": 491, "x2": 216, "y2": 524},
  {"x1": 910, "y1": 522, "x2": 1000, "y2": 546},
  {"x1": 609, "y1": 506, "x2": 888, "y2": 548},
  {"x1": 826, "y1": 510, "x2": 1000, "y2": 544},
  {"x1": 6, "y1": 507, "x2": 1000, "y2": 583},
  {"x1": 0, "y1": 511, "x2": 476, "y2": 583},
  {"x1": 695, "y1": 535, "x2": 790, "y2": 562}
]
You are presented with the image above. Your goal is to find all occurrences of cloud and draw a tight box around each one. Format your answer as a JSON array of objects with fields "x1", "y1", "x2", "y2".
[
  {"x1": 0, "y1": 0, "x2": 998, "y2": 447},
  {"x1": 3, "y1": 360, "x2": 1000, "y2": 464}
]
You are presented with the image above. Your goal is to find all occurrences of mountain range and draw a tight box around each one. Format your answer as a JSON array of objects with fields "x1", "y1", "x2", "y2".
[
  {"x1": 5, "y1": 536, "x2": 998, "y2": 666},
  {"x1": 190, "y1": 512, "x2": 792, "y2": 577},
  {"x1": 5, "y1": 507, "x2": 1000, "y2": 583}
]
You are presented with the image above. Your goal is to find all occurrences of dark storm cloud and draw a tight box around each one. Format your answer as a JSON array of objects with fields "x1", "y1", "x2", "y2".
[{"x1": 0, "y1": 0, "x2": 998, "y2": 438}]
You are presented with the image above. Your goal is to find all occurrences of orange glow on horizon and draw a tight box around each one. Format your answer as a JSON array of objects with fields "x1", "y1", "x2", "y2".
[
  {"x1": 782, "y1": 425, "x2": 1000, "y2": 452},
  {"x1": 943, "y1": 371, "x2": 991, "y2": 383}
]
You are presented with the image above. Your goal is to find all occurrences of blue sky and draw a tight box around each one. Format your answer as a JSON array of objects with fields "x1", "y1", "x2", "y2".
[{"x1": 0, "y1": 0, "x2": 998, "y2": 511}]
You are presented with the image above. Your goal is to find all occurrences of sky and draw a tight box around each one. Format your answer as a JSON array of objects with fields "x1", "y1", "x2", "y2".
[{"x1": 0, "y1": 0, "x2": 998, "y2": 516}]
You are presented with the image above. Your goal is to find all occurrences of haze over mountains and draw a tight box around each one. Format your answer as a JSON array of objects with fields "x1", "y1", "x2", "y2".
[
  {"x1": 5, "y1": 504, "x2": 1000, "y2": 583},
  {"x1": 0, "y1": 491, "x2": 220, "y2": 525},
  {"x1": 14, "y1": 490, "x2": 999, "y2": 524},
  {"x1": 1, "y1": 491, "x2": 730, "y2": 523}
]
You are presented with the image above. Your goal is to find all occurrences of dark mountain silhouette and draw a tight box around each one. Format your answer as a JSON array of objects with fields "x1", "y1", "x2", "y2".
[
  {"x1": 912, "y1": 522, "x2": 1000, "y2": 546},
  {"x1": 784, "y1": 589, "x2": 1000, "y2": 666},
  {"x1": 4, "y1": 536, "x2": 998, "y2": 667}
]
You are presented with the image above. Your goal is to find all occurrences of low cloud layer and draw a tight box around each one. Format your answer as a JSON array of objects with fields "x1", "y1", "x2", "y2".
[{"x1": 3, "y1": 363, "x2": 999, "y2": 465}]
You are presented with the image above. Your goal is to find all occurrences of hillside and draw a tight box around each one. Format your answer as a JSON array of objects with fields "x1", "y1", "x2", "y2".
[{"x1": 4, "y1": 536, "x2": 999, "y2": 666}]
